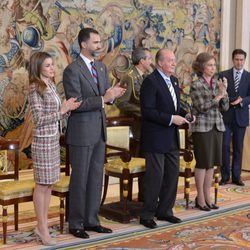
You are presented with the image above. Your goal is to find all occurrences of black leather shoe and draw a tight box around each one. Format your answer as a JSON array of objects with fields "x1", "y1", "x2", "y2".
[
  {"x1": 84, "y1": 225, "x2": 112, "y2": 233},
  {"x1": 69, "y1": 228, "x2": 89, "y2": 238},
  {"x1": 157, "y1": 215, "x2": 182, "y2": 223},
  {"x1": 139, "y1": 218, "x2": 157, "y2": 229},
  {"x1": 195, "y1": 197, "x2": 211, "y2": 211},
  {"x1": 206, "y1": 201, "x2": 219, "y2": 209},
  {"x1": 232, "y1": 180, "x2": 245, "y2": 186},
  {"x1": 219, "y1": 179, "x2": 229, "y2": 186}
]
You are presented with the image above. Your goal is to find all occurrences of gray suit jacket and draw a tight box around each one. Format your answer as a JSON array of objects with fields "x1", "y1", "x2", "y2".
[{"x1": 63, "y1": 57, "x2": 111, "y2": 146}]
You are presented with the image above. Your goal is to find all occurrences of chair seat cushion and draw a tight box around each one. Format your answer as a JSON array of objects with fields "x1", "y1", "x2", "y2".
[
  {"x1": 105, "y1": 157, "x2": 145, "y2": 174},
  {"x1": 52, "y1": 176, "x2": 70, "y2": 193},
  {"x1": 0, "y1": 180, "x2": 35, "y2": 200},
  {"x1": 179, "y1": 157, "x2": 196, "y2": 172}
]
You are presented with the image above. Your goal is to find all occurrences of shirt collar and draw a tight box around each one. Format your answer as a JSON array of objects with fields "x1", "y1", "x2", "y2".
[
  {"x1": 234, "y1": 68, "x2": 243, "y2": 75},
  {"x1": 157, "y1": 68, "x2": 171, "y2": 82},
  {"x1": 80, "y1": 53, "x2": 93, "y2": 66},
  {"x1": 135, "y1": 66, "x2": 144, "y2": 77},
  {"x1": 80, "y1": 53, "x2": 94, "y2": 74}
]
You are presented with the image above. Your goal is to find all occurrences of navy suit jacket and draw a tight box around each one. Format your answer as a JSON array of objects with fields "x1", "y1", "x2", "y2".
[
  {"x1": 140, "y1": 69, "x2": 187, "y2": 153},
  {"x1": 219, "y1": 68, "x2": 250, "y2": 127}
]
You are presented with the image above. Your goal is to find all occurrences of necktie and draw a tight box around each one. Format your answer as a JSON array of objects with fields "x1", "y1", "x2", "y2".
[
  {"x1": 166, "y1": 78, "x2": 177, "y2": 110},
  {"x1": 90, "y1": 61, "x2": 99, "y2": 86},
  {"x1": 234, "y1": 71, "x2": 240, "y2": 92}
]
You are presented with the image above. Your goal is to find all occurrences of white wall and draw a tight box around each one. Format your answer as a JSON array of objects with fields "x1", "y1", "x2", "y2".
[{"x1": 220, "y1": 0, "x2": 250, "y2": 70}]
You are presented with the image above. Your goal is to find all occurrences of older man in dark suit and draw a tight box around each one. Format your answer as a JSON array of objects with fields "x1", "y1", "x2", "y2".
[
  {"x1": 139, "y1": 48, "x2": 193, "y2": 229},
  {"x1": 219, "y1": 49, "x2": 250, "y2": 186},
  {"x1": 63, "y1": 28, "x2": 125, "y2": 238}
]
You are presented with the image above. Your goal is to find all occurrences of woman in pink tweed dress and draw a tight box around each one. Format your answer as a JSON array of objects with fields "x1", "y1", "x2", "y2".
[{"x1": 28, "y1": 52, "x2": 81, "y2": 246}]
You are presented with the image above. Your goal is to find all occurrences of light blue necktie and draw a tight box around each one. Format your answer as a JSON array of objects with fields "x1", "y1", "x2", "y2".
[{"x1": 166, "y1": 78, "x2": 177, "y2": 110}]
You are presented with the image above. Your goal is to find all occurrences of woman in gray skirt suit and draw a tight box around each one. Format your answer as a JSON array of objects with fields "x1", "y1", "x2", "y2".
[
  {"x1": 190, "y1": 52, "x2": 229, "y2": 211},
  {"x1": 28, "y1": 52, "x2": 81, "y2": 246}
]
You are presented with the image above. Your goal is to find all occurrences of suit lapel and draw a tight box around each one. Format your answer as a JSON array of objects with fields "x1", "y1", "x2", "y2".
[
  {"x1": 154, "y1": 70, "x2": 176, "y2": 111},
  {"x1": 76, "y1": 58, "x2": 99, "y2": 95},
  {"x1": 95, "y1": 61, "x2": 105, "y2": 95},
  {"x1": 238, "y1": 70, "x2": 246, "y2": 92},
  {"x1": 228, "y1": 68, "x2": 238, "y2": 96}
]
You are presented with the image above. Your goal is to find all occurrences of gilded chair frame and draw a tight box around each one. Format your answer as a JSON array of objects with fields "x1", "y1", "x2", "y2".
[{"x1": 0, "y1": 137, "x2": 34, "y2": 244}]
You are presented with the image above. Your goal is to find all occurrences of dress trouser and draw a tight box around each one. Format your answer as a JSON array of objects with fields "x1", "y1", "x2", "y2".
[
  {"x1": 140, "y1": 142, "x2": 179, "y2": 220},
  {"x1": 68, "y1": 138, "x2": 105, "y2": 229},
  {"x1": 222, "y1": 122, "x2": 246, "y2": 182}
]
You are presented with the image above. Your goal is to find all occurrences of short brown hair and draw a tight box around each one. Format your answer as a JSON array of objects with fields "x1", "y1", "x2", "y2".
[
  {"x1": 232, "y1": 49, "x2": 247, "y2": 59},
  {"x1": 78, "y1": 28, "x2": 99, "y2": 49},
  {"x1": 192, "y1": 52, "x2": 215, "y2": 77}
]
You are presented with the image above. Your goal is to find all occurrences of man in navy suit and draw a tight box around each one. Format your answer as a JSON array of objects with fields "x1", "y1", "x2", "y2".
[
  {"x1": 139, "y1": 49, "x2": 192, "y2": 229},
  {"x1": 219, "y1": 49, "x2": 250, "y2": 186}
]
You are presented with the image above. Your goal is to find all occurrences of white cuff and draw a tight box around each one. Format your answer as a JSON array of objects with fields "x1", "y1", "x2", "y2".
[{"x1": 101, "y1": 96, "x2": 105, "y2": 108}]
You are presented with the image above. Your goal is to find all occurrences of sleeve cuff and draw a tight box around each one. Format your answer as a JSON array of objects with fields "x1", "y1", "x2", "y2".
[
  {"x1": 169, "y1": 115, "x2": 173, "y2": 126},
  {"x1": 101, "y1": 96, "x2": 105, "y2": 108}
]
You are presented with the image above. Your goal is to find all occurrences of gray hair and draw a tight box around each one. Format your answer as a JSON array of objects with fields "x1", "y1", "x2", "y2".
[{"x1": 132, "y1": 47, "x2": 150, "y2": 65}]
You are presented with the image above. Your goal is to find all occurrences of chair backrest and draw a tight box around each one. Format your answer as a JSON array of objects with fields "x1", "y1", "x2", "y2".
[
  {"x1": 0, "y1": 137, "x2": 19, "y2": 181},
  {"x1": 59, "y1": 134, "x2": 70, "y2": 176},
  {"x1": 106, "y1": 116, "x2": 136, "y2": 159},
  {"x1": 107, "y1": 126, "x2": 130, "y2": 150},
  {"x1": 179, "y1": 123, "x2": 189, "y2": 150},
  {"x1": 179, "y1": 123, "x2": 193, "y2": 162}
]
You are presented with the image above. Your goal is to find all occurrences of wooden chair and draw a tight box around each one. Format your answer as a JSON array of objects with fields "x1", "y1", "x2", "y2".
[
  {"x1": 100, "y1": 116, "x2": 145, "y2": 223},
  {"x1": 0, "y1": 137, "x2": 35, "y2": 244},
  {"x1": 178, "y1": 124, "x2": 219, "y2": 208},
  {"x1": 51, "y1": 134, "x2": 70, "y2": 233}
]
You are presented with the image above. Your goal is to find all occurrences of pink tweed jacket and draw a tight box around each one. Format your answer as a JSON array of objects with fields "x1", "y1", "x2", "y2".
[{"x1": 29, "y1": 83, "x2": 66, "y2": 137}]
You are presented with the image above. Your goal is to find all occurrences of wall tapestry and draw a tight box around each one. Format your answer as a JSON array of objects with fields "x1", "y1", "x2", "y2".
[{"x1": 0, "y1": 0, "x2": 221, "y2": 169}]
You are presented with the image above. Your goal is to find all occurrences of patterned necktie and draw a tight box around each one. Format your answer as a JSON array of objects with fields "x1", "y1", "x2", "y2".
[
  {"x1": 90, "y1": 61, "x2": 99, "y2": 86},
  {"x1": 234, "y1": 71, "x2": 240, "y2": 92},
  {"x1": 166, "y1": 78, "x2": 177, "y2": 110}
]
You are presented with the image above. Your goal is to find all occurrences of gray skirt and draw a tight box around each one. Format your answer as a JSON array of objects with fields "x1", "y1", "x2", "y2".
[
  {"x1": 31, "y1": 134, "x2": 60, "y2": 184},
  {"x1": 192, "y1": 127, "x2": 223, "y2": 169}
]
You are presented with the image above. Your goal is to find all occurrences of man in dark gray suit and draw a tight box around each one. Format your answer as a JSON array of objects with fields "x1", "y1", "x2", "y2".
[{"x1": 63, "y1": 28, "x2": 125, "y2": 238}]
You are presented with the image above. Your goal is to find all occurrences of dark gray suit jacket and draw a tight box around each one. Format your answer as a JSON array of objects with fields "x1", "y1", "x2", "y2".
[{"x1": 63, "y1": 57, "x2": 111, "y2": 146}]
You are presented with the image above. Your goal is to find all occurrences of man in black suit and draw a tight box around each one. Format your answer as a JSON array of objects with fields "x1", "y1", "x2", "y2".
[
  {"x1": 139, "y1": 48, "x2": 191, "y2": 229},
  {"x1": 219, "y1": 49, "x2": 250, "y2": 186}
]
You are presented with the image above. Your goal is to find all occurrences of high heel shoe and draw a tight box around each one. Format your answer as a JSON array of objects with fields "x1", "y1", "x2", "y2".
[
  {"x1": 205, "y1": 201, "x2": 219, "y2": 209},
  {"x1": 34, "y1": 227, "x2": 57, "y2": 246},
  {"x1": 195, "y1": 197, "x2": 211, "y2": 211}
]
